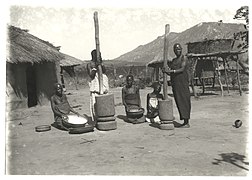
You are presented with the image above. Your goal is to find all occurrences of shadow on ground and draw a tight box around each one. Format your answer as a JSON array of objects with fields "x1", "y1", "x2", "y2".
[
  {"x1": 149, "y1": 121, "x2": 185, "y2": 129},
  {"x1": 117, "y1": 115, "x2": 128, "y2": 123},
  {"x1": 168, "y1": 92, "x2": 218, "y2": 97},
  {"x1": 212, "y1": 152, "x2": 249, "y2": 171}
]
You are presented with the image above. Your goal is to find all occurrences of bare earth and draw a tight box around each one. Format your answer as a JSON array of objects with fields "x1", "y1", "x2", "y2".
[{"x1": 6, "y1": 87, "x2": 249, "y2": 175}]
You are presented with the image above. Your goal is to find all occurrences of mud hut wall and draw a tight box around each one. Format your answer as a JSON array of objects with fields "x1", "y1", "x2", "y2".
[
  {"x1": 6, "y1": 63, "x2": 28, "y2": 110},
  {"x1": 35, "y1": 62, "x2": 58, "y2": 106},
  {"x1": 6, "y1": 62, "x2": 58, "y2": 110}
]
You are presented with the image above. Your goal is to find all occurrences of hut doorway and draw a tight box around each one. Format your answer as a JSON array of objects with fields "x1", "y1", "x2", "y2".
[{"x1": 26, "y1": 64, "x2": 38, "y2": 107}]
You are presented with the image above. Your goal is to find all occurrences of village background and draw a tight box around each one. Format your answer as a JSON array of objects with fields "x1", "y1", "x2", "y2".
[{"x1": 2, "y1": 0, "x2": 251, "y2": 177}]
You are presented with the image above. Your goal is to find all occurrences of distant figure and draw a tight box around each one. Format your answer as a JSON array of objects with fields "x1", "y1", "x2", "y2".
[
  {"x1": 122, "y1": 75, "x2": 145, "y2": 124},
  {"x1": 146, "y1": 82, "x2": 163, "y2": 124},
  {"x1": 162, "y1": 43, "x2": 191, "y2": 128},
  {"x1": 50, "y1": 83, "x2": 80, "y2": 130},
  {"x1": 87, "y1": 49, "x2": 109, "y2": 122}
]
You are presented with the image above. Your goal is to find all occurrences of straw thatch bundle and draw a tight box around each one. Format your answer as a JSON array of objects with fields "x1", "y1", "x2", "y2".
[
  {"x1": 6, "y1": 25, "x2": 63, "y2": 64},
  {"x1": 147, "y1": 52, "x2": 167, "y2": 68},
  {"x1": 187, "y1": 39, "x2": 234, "y2": 54}
]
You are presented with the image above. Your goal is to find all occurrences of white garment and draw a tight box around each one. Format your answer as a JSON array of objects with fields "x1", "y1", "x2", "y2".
[
  {"x1": 89, "y1": 73, "x2": 109, "y2": 121},
  {"x1": 89, "y1": 73, "x2": 109, "y2": 93},
  {"x1": 149, "y1": 97, "x2": 158, "y2": 108},
  {"x1": 90, "y1": 92, "x2": 98, "y2": 122},
  {"x1": 146, "y1": 97, "x2": 161, "y2": 123},
  {"x1": 146, "y1": 116, "x2": 161, "y2": 123}
]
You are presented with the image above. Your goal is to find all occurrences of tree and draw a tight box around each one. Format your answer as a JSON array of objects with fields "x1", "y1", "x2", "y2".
[
  {"x1": 234, "y1": 6, "x2": 249, "y2": 26},
  {"x1": 232, "y1": 6, "x2": 249, "y2": 75},
  {"x1": 233, "y1": 6, "x2": 249, "y2": 50}
]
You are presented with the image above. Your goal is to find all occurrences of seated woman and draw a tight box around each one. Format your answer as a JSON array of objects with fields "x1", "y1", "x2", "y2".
[
  {"x1": 122, "y1": 75, "x2": 145, "y2": 124},
  {"x1": 50, "y1": 83, "x2": 81, "y2": 130},
  {"x1": 146, "y1": 82, "x2": 163, "y2": 124}
]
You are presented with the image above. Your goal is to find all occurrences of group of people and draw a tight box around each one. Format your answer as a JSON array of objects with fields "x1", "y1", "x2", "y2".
[
  {"x1": 121, "y1": 43, "x2": 191, "y2": 127},
  {"x1": 50, "y1": 43, "x2": 191, "y2": 130}
]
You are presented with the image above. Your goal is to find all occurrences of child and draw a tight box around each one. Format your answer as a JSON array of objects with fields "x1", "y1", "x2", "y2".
[{"x1": 146, "y1": 82, "x2": 163, "y2": 123}]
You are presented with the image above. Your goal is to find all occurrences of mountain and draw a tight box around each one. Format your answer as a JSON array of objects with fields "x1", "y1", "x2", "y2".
[{"x1": 110, "y1": 22, "x2": 246, "y2": 66}]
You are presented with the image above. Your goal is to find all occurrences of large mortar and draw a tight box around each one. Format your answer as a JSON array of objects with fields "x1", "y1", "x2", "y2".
[
  {"x1": 95, "y1": 93, "x2": 117, "y2": 131},
  {"x1": 158, "y1": 99, "x2": 175, "y2": 130},
  {"x1": 95, "y1": 94, "x2": 115, "y2": 117}
]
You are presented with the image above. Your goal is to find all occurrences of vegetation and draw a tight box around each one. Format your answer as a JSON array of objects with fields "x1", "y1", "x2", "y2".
[{"x1": 233, "y1": 6, "x2": 249, "y2": 50}]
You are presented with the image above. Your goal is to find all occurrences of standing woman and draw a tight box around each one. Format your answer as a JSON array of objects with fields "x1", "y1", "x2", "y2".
[
  {"x1": 162, "y1": 43, "x2": 191, "y2": 128},
  {"x1": 87, "y1": 49, "x2": 109, "y2": 123}
]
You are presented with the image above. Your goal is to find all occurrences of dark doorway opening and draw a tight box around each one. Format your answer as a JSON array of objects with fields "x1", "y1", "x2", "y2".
[{"x1": 26, "y1": 64, "x2": 37, "y2": 107}]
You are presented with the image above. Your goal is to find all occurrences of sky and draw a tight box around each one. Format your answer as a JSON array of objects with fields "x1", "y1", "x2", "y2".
[{"x1": 5, "y1": 0, "x2": 249, "y2": 60}]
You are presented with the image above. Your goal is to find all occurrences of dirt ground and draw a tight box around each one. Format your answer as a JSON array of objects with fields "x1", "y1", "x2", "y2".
[{"x1": 5, "y1": 86, "x2": 249, "y2": 175}]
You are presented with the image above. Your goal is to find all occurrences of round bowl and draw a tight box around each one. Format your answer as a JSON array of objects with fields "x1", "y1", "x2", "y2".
[
  {"x1": 35, "y1": 125, "x2": 51, "y2": 132},
  {"x1": 127, "y1": 108, "x2": 144, "y2": 118},
  {"x1": 62, "y1": 114, "x2": 88, "y2": 128}
]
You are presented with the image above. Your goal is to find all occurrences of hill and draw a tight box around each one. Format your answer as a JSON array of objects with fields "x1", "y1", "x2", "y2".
[{"x1": 111, "y1": 22, "x2": 246, "y2": 66}]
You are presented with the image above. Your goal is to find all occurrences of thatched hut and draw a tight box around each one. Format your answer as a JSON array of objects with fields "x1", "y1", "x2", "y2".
[
  {"x1": 6, "y1": 25, "x2": 63, "y2": 110},
  {"x1": 147, "y1": 52, "x2": 171, "y2": 83},
  {"x1": 59, "y1": 53, "x2": 83, "y2": 90},
  {"x1": 186, "y1": 39, "x2": 246, "y2": 96}
]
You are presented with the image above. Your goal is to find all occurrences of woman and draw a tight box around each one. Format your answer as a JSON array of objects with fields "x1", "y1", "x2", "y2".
[
  {"x1": 122, "y1": 75, "x2": 145, "y2": 124},
  {"x1": 163, "y1": 43, "x2": 191, "y2": 128},
  {"x1": 50, "y1": 83, "x2": 80, "y2": 130},
  {"x1": 146, "y1": 81, "x2": 163, "y2": 124},
  {"x1": 87, "y1": 49, "x2": 109, "y2": 122}
]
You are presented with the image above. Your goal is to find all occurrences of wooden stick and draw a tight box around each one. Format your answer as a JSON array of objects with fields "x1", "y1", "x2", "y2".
[
  {"x1": 156, "y1": 68, "x2": 159, "y2": 81},
  {"x1": 191, "y1": 57, "x2": 198, "y2": 98},
  {"x1": 94, "y1": 11, "x2": 103, "y2": 94},
  {"x1": 187, "y1": 50, "x2": 247, "y2": 58},
  {"x1": 216, "y1": 59, "x2": 223, "y2": 96},
  {"x1": 163, "y1": 24, "x2": 170, "y2": 100},
  {"x1": 236, "y1": 59, "x2": 242, "y2": 96},
  {"x1": 222, "y1": 56, "x2": 229, "y2": 93}
]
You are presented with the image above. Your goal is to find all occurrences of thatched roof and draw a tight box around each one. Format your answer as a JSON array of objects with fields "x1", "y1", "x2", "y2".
[
  {"x1": 187, "y1": 38, "x2": 235, "y2": 54},
  {"x1": 60, "y1": 53, "x2": 83, "y2": 67},
  {"x1": 6, "y1": 25, "x2": 63, "y2": 64},
  {"x1": 147, "y1": 52, "x2": 167, "y2": 68}
]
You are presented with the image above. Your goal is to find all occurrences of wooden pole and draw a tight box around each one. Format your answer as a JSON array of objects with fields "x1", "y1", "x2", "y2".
[
  {"x1": 201, "y1": 59, "x2": 206, "y2": 94},
  {"x1": 216, "y1": 58, "x2": 223, "y2": 96},
  {"x1": 156, "y1": 68, "x2": 159, "y2": 81},
  {"x1": 236, "y1": 59, "x2": 242, "y2": 96},
  {"x1": 222, "y1": 56, "x2": 229, "y2": 93},
  {"x1": 158, "y1": 24, "x2": 174, "y2": 131},
  {"x1": 94, "y1": 11, "x2": 103, "y2": 95},
  {"x1": 190, "y1": 57, "x2": 198, "y2": 98},
  {"x1": 163, "y1": 24, "x2": 170, "y2": 100},
  {"x1": 212, "y1": 58, "x2": 216, "y2": 88}
]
